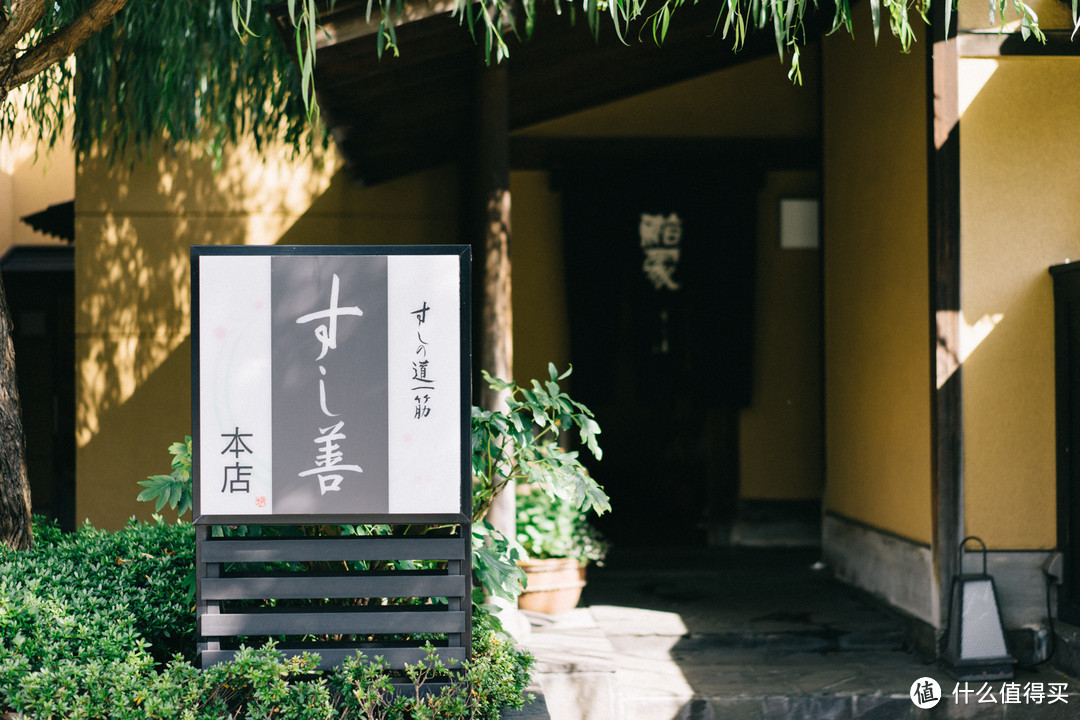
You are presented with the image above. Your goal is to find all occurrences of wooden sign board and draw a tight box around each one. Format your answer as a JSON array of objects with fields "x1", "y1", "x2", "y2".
[{"x1": 192, "y1": 245, "x2": 471, "y2": 525}]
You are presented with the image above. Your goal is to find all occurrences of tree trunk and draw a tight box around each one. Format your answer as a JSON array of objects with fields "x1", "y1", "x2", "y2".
[
  {"x1": 0, "y1": 274, "x2": 31, "y2": 550},
  {"x1": 468, "y1": 60, "x2": 514, "y2": 536}
]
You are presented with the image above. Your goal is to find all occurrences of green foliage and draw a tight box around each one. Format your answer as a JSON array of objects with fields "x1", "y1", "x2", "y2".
[
  {"x1": 0, "y1": 516, "x2": 196, "y2": 675},
  {"x1": 0, "y1": 519, "x2": 533, "y2": 718},
  {"x1": 472, "y1": 363, "x2": 609, "y2": 524},
  {"x1": 7, "y1": 0, "x2": 1053, "y2": 160},
  {"x1": 516, "y1": 483, "x2": 608, "y2": 565},
  {"x1": 4, "y1": 0, "x2": 321, "y2": 163},
  {"x1": 469, "y1": 364, "x2": 609, "y2": 603},
  {"x1": 471, "y1": 521, "x2": 528, "y2": 606},
  {"x1": 264, "y1": 0, "x2": 1049, "y2": 92},
  {"x1": 137, "y1": 436, "x2": 193, "y2": 517},
  {"x1": 0, "y1": 2, "x2": 81, "y2": 154}
]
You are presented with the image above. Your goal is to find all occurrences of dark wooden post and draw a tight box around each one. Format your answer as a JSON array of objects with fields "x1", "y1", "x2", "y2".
[
  {"x1": 466, "y1": 59, "x2": 515, "y2": 537},
  {"x1": 927, "y1": 0, "x2": 962, "y2": 647}
]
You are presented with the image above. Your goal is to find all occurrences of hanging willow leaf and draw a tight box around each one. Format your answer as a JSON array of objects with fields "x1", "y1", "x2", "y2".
[{"x1": 0, "y1": 0, "x2": 1052, "y2": 160}]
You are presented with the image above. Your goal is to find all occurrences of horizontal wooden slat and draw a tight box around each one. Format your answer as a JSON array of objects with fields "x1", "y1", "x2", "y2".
[
  {"x1": 201, "y1": 609, "x2": 468, "y2": 636},
  {"x1": 200, "y1": 536, "x2": 467, "y2": 563},
  {"x1": 201, "y1": 574, "x2": 467, "y2": 600},
  {"x1": 201, "y1": 646, "x2": 468, "y2": 671}
]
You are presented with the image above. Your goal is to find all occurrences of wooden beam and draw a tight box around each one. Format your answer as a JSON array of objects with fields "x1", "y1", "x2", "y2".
[
  {"x1": 958, "y1": 30, "x2": 1080, "y2": 57},
  {"x1": 295, "y1": 0, "x2": 831, "y2": 185},
  {"x1": 510, "y1": 137, "x2": 820, "y2": 172},
  {"x1": 927, "y1": 0, "x2": 962, "y2": 645}
]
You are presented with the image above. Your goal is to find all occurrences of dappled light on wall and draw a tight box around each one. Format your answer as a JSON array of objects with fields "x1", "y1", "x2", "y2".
[
  {"x1": 76, "y1": 212, "x2": 191, "y2": 447},
  {"x1": 935, "y1": 310, "x2": 1004, "y2": 390},
  {"x1": 75, "y1": 138, "x2": 340, "y2": 453}
]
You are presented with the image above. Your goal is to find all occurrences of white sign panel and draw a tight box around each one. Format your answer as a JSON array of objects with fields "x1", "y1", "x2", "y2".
[{"x1": 193, "y1": 246, "x2": 469, "y2": 522}]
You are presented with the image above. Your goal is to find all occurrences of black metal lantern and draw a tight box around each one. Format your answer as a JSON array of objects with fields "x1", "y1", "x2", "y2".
[{"x1": 942, "y1": 536, "x2": 1015, "y2": 681}]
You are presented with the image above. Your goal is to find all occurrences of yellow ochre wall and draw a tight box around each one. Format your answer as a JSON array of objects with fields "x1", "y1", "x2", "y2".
[
  {"x1": 821, "y1": 25, "x2": 932, "y2": 545},
  {"x1": 958, "y1": 0, "x2": 1073, "y2": 33},
  {"x1": 74, "y1": 53, "x2": 824, "y2": 529},
  {"x1": 958, "y1": 55, "x2": 1080, "y2": 550},
  {"x1": 0, "y1": 92, "x2": 75, "y2": 255},
  {"x1": 740, "y1": 169, "x2": 822, "y2": 500},
  {"x1": 74, "y1": 142, "x2": 460, "y2": 528}
]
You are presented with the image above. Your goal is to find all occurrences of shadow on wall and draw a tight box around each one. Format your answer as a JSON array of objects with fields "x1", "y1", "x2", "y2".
[
  {"x1": 74, "y1": 141, "x2": 340, "y2": 528},
  {"x1": 76, "y1": 336, "x2": 194, "y2": 526},
  {"x1": 73, "y1": 146, "x2": 459, "y2": 529}
]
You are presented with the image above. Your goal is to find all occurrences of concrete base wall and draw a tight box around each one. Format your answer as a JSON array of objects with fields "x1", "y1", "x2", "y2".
[
  {"x1": 980, "y1": 550, "x2": 1056, "y2": 629},
  {"x1": 824, "y1": 512, "x2": 1059, "y2": 665},
  {"x1": 823, "y1": 513, "x2": 935, "y2": 626}
]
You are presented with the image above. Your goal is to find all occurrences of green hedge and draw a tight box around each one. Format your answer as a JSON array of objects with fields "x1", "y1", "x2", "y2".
[{"x1": 0, "y1": 518, "x2": 533, "y2": 719}]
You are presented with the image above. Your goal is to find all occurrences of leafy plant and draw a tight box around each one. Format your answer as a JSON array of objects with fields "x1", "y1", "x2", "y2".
[
  {"x1": 471, "y1": 520, "x2": 528, "y2": 607},
  {"x1": 472, "y1": 363, "x2": 609, "y2": 524},
  {"x1": 468, "y1": 364, "x2": 609, "y2": 607},
  {"x1": 516, "y1": 483, "x2": 608, "y2": 566},
  {"x1": 137, "y1": 436, "x2": 193, "y2": 517},
  {"x1": 0, "y1": 516, "x2": 196, "y2": 671}
]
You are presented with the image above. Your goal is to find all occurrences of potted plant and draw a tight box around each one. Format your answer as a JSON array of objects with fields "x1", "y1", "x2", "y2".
[
  {"x1": 138, "y1": 363, "x2": 609, "y2": 619},
  {"x1": 515, "y1": 483, "x2": 608, "y2": 613},
  {"x1": 471, "y1": 364, "x2": 610, "y2": 611}
]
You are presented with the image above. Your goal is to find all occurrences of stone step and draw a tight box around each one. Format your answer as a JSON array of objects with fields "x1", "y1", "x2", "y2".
[{"x1": 521, "y1": 605, "x2": 1079, "y2": 720}]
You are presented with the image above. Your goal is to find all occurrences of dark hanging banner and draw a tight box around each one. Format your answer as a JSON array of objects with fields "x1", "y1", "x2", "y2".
[{"x1": 561, "y1": 163, "x2": 759, "y2": 409}]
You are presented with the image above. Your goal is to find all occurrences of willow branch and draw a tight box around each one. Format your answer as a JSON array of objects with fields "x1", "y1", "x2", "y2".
[
  {"x1": 8, "y1": 0, "x2": 129, "y2": 89},
  {"x1": 0, "y1": 0, "x2": 49, "y2": 54}
]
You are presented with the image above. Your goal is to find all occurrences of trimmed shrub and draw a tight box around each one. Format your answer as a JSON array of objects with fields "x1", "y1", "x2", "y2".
[
  {"x1": 0, "y1": 518, "x2": 534, "y2": 719},
  {"x1": 0, "y1": 517, "x2": 195, "y2": 667}
]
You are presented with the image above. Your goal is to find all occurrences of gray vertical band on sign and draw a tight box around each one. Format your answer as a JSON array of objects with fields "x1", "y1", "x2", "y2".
[{"x1": 271, "y1": 255, "x2": 390, "y2": 515}]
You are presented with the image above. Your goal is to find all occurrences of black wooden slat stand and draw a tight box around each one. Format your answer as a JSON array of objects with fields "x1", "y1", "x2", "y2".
[{"x1": 195, "y1": 523, "x2": 471, "y2": 670}]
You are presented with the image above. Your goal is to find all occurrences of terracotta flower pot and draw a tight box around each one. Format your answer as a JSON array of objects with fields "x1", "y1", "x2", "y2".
[{"x1": 517, "y1": 556, "x2": 587, "y2": 614}]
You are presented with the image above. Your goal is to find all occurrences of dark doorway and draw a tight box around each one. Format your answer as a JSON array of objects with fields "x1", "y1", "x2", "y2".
[
  {"x1": 560, "y1": 162, "x2": 761, "y2": 546},
  {"x1": 1, "y1": 245, "x2": 75, "y2": 531},
  {"x1": 1052, "y1": 262, "x2": 1080, "y2": 624}
]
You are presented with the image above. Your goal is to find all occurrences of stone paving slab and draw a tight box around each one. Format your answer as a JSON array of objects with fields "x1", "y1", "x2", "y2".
[
  {"x1": 519, "y1": 549, "x2": 1080, "y2": 720},
  {"x1": 525, "y1": 604, "x2": 1080, "y2": 719}
]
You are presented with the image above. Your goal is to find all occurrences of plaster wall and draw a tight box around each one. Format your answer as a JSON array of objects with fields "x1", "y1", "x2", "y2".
[
  {"x1": 0, "y1": 128, "x2": 74, "y2": 253},
  {"x1": 821, "y1": 26, "x2": 933, "y2": 545},
  {"x1": 73, "y1": 52, "x2": 824, "y2": 529},
  {"x1": 740, "y1": 170, "x2": 822, "y2": 501},
  {"x1": 517, "y1": 52, "x2": 820, "y2": 139},
  {"x1": 958, "y1": 0, "x2": 1073, "y2": 31},
  {"x1": 958, "y1": 56, "x2": 1080, "y2": 550},
  {"x1": 508, "y1": 171, "x2": 572, "y2": 385},
  {"x1": 74, "y1": 143, "x2": 459, "y2": 529}
]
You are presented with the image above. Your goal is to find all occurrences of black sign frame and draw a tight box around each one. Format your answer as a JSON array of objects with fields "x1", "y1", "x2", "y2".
[
  {"x1": 191, "y1": 244, "x2": 472, "y2": 527},
  {"x1": 191, "y1": 245, "x2": 472, "y2": 670}
]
